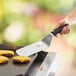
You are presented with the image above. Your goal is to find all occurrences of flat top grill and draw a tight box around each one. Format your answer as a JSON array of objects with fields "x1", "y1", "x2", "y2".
[{"x1": 0, "y1": 44, "x2": 37, "y2": 76}]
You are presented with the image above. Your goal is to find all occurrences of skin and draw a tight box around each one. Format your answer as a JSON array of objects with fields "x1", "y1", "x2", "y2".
[
  {"x1": 44, "y1": 19, "x2": 76, "y2": 75},
  {"x1": 47, "y1": 9, "x2": 76, "y2": 75},
  {"x1": 54, "y1": 19, "x2": 70, "y2": 35},
  {"x1": 55, "y1": 8, "x2": 76, "y2": 35}
]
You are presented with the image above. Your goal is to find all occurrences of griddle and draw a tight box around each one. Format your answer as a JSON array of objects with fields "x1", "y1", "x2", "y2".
[{"x1": 0, "y1": 44, "x2": 38, "y2": 76}]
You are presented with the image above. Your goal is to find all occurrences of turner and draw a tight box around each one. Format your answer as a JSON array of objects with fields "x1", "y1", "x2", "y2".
[
  {"x1": 16, "y1": 9, "x2": 76, "y2": 56},
  {"x1": 16, "y1": 23, "x2": 68, "y2": 56}
]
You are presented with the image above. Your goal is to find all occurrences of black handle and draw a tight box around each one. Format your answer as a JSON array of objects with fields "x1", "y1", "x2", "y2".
[{"x1": 51, "y1": 24, "x2": 69, "y2": 35}]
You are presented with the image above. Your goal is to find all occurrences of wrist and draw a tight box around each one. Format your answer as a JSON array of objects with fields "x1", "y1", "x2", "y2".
[{"x1": 62, "y1": 19, "x2": 71, "y2": 26}]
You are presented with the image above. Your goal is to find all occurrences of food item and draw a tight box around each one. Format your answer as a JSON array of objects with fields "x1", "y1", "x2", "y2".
[
  {"x1": 0, "y1": 50, "x2": 14, "y2": 57},
  {"x1": 12, "y1": 56, "x2": 31, "y2": 64},
  {"x1": 0, "y1": 56, "x2": 9, "y2": 64}
]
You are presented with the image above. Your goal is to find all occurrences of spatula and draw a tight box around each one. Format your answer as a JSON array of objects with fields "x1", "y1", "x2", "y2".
[{"x1": 16, "y1": 9, "x2": 76, "y2": 56}]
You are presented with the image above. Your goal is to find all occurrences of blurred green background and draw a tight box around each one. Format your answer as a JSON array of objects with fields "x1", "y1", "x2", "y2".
[{"x1": 0, "y1": 0, "x2": 76, "y2": 46}]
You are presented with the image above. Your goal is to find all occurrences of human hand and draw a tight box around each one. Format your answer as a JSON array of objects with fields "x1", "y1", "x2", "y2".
[
  {"x1": 54, "y1": 8, "x2": 76, "y2": 35},
  {"x1": 54, "y1": 19, "x2": 70, "y2": 35}
]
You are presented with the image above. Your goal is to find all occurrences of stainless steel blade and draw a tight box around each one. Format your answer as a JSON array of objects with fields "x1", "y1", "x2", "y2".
[
  {"x1": 16, "y1": 34, "x2": 52, "y2": 56},
  {"x1": 36, "y1": 53, "x2": 56, "y2": 76},
  {"x1": 36, "y1": 53, "x2": 61, "y2": 76},
  {"x1": 16, "y1": 41, "x2": 48, "y2": 56}
]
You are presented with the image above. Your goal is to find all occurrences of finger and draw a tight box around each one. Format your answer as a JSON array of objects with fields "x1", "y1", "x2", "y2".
[
  {"x1": 63, "y1": 27, "x2": 69, "y2": 34},
  {"x1": 66, "y1": 26, "x2": 70, "y2": 33},
  {"x1": 61, "y1": 27, "x2": 67, "y2": 34},
  {"x1": 60, "y1": 32, "x2": 64, "y2": 35},
  {"x1": 63, "y1": 26, "x2": 70, "y2": 34}
]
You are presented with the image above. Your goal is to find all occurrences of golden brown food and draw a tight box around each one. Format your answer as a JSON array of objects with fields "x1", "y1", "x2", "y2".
[
  {"x1": 0, "y1": 50, "x2": 14, "y2": 57},
  {"x1": 0, "y1": 56, "x2": 9, "y2": 64},
  {"x1": 12, "y1": 56, "x2": 31, "y2": 64}
]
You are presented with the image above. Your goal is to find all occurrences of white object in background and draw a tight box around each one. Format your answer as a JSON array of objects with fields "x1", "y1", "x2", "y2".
[{"x1": 47, "y1": 54, "x2": 62, "y2": 76}]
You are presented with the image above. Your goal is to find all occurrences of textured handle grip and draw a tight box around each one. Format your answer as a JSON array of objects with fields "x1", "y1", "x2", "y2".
[{"x1": 51, "y1": 24, "x2": 69, "y2": 35}]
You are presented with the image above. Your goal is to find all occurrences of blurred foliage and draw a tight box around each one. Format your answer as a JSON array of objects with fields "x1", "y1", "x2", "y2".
[
  {"x1": 31, "y1": 0, "x2": 60, "y2": 13},
  {"x1": 0, "y1": 0, "x2": 76, "y2": 46},
  {"x1": 31, "y1": 0, "x2": 75, "y2": 14}
]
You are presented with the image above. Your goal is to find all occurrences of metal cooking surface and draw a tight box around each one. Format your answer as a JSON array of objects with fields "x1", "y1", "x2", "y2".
[
  {"x1": 0, "y1": 55, "x2": 35, "y2": 76},
  {"x1": 0, "y1": 44, "x2": 37, "y2": 76}
]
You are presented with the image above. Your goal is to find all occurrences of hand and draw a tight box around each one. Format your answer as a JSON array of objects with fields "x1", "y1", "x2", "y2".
[
  {"x1": 54, "y1": 8, "x2": 76, "y2": 35},
  {"x1": 54, "y1": 19, "x2": 70, "y2": 35}
]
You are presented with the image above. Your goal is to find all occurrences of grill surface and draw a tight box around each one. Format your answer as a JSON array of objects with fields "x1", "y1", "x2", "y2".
[{"x1": 0, "y1": 44, "x2": 37, "y2": 76}]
